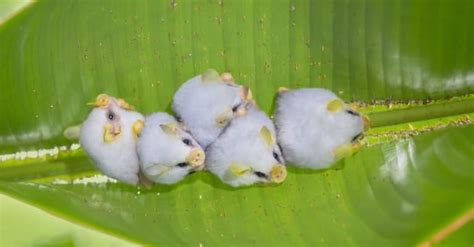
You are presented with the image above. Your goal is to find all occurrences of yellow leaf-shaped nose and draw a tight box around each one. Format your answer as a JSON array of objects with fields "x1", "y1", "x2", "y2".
[
  {"x1": 186, "y1": 148, "x2": 205, "y2": 168},
  {"x1": 333, "y1": 141, "x2": 363, "y2": 161},
  {"x1": 103, "y1": 123, "x2": 122, "y2": 143},
  {"x1": 271, "y1": 164, "x2": 287, "y2": 184}
]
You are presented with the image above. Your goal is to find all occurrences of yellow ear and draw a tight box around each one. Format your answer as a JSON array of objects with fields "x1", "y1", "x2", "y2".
[
  {"x1": 117, "y1": 98, "x2": 134, "y2": 110},
  {"x1": 239, "y1": 86, "x2": 253, "y2": 101},
  {"x1": 229, "y1": 163, "x2": 251, "y2": 177},
  {"x1": 202, "y1": 69, "x2": 220, "y2": 83},
  {"x1": 132, "y1": 120, "x2": 144, "y2": 138},
  {"x1": 260, "y1": 126, "x2": 275, "y2": 147},
  {"x1": 160, "y1": 123, "x2": 178, "y2": 135},
  {"x1": 145, "y1": 164, "x2": 171, "y2": 177},
  {"x1": 326, "y1": 99, "x2": 345, "y2": 112},
  {"x1": 87, "y1": 94, "x2": 109, "y2": 107}
]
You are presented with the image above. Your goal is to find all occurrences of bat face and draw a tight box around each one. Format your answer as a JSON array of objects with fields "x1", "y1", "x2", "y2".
[
  {"x1": 83, "y1": 94, "x2": 143, "y2": 144},
  {"x1": 324, "y1": 98, "x2": 369, "y2": 161},
  {"x1": 206, "y1": 107, "x2": 287, "y2": 187},
  {"x1": 275, "y1": 88, "x2": 369, "y2": 169},
  {"x1": 322, "y1": 98, "x2": 366, "y2": 144},
  {"x1": 172, "y1": 69, "x2": 253, "y2": 148},
  {"x1": 80, "y1": 94, "x2": 144, "y2": 185},
  {"x1": 137, "y1": 113, "x2": 205, "y2": 185}
]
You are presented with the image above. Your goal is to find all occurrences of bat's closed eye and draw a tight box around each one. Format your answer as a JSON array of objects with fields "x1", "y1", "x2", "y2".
[
  {"x1": 273, "y1": 151, "x2": 281, "y2": 163},
  {"x1": 232, "y1": 104, "x2": 240, "y2": 112},
  {"x1": 182, "y1": 138, "x2": 192, "y2": 146},
  {"x1": 254, "y1": 171, "x2": 267, "y2": 179},
  {"x1": 351, "y1": 133, "x2": 364, "y2": 142},
  {"x1": 346, "y1": 110, "x2": 360, "y2": 116},
  {"x1": 176, "y1": 162, "x2": 188, "y2": 168}
]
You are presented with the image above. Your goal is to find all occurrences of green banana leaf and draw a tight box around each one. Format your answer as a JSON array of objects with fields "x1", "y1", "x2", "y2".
[
  {"x1": 0, "y1": 0, "x2": 473, "y2": 246},
  {"x1": 0, "y1": 194, "x2": 134, "y2": 246}
]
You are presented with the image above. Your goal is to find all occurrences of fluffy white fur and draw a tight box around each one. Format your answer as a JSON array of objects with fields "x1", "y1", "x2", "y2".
[
  {"x1": 275, "y1": 88, "x2": 365, "y2": 169},
  {"x1": 137, "y1": 113, "x2": 205, "y2": 185},
  {"x1": 172, "y1": 72, "x2": 248, "y2": 149},
  {"x1": 80, "y1": 96, "x2": 144, "y2": 185},
  {"x1": 206, "y1": 107, "x2": 286, "y2": 187}
]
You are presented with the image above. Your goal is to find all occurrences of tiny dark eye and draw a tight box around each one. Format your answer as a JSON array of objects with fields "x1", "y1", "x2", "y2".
[
  {"x1": 346, "y1": 110, "x2": 360, "y2": 116},
  {"x1": 182, "y1": 138, "x2": 192, "y2": 146},
  {"x1": 254, "y1": 171, "x2": 267, "y2": 179},
  {"x1": 176, "y1": 162, "x2": 188, "y2": 168},
  {"x1": 107, "y1": 112, "x2": 115, "y2": 120},
  {"x1": 273, "y1": 152, "x2": 281, "y2": 162}
]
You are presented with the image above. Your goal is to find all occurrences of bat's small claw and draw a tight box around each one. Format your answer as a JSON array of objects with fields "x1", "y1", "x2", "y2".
[{"x1": 278, "y1": 87, "x2": 290, "y2": 93}]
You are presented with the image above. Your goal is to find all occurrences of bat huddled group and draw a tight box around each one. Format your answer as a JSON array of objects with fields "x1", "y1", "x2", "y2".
[{"x1": 80, "y1": 69, "x2": 369, "y2": 188}]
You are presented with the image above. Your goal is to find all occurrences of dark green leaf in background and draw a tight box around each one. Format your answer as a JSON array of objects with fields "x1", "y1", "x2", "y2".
[{"x1": 0, "y1": 0, "x2": 472, "y2": 153}]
